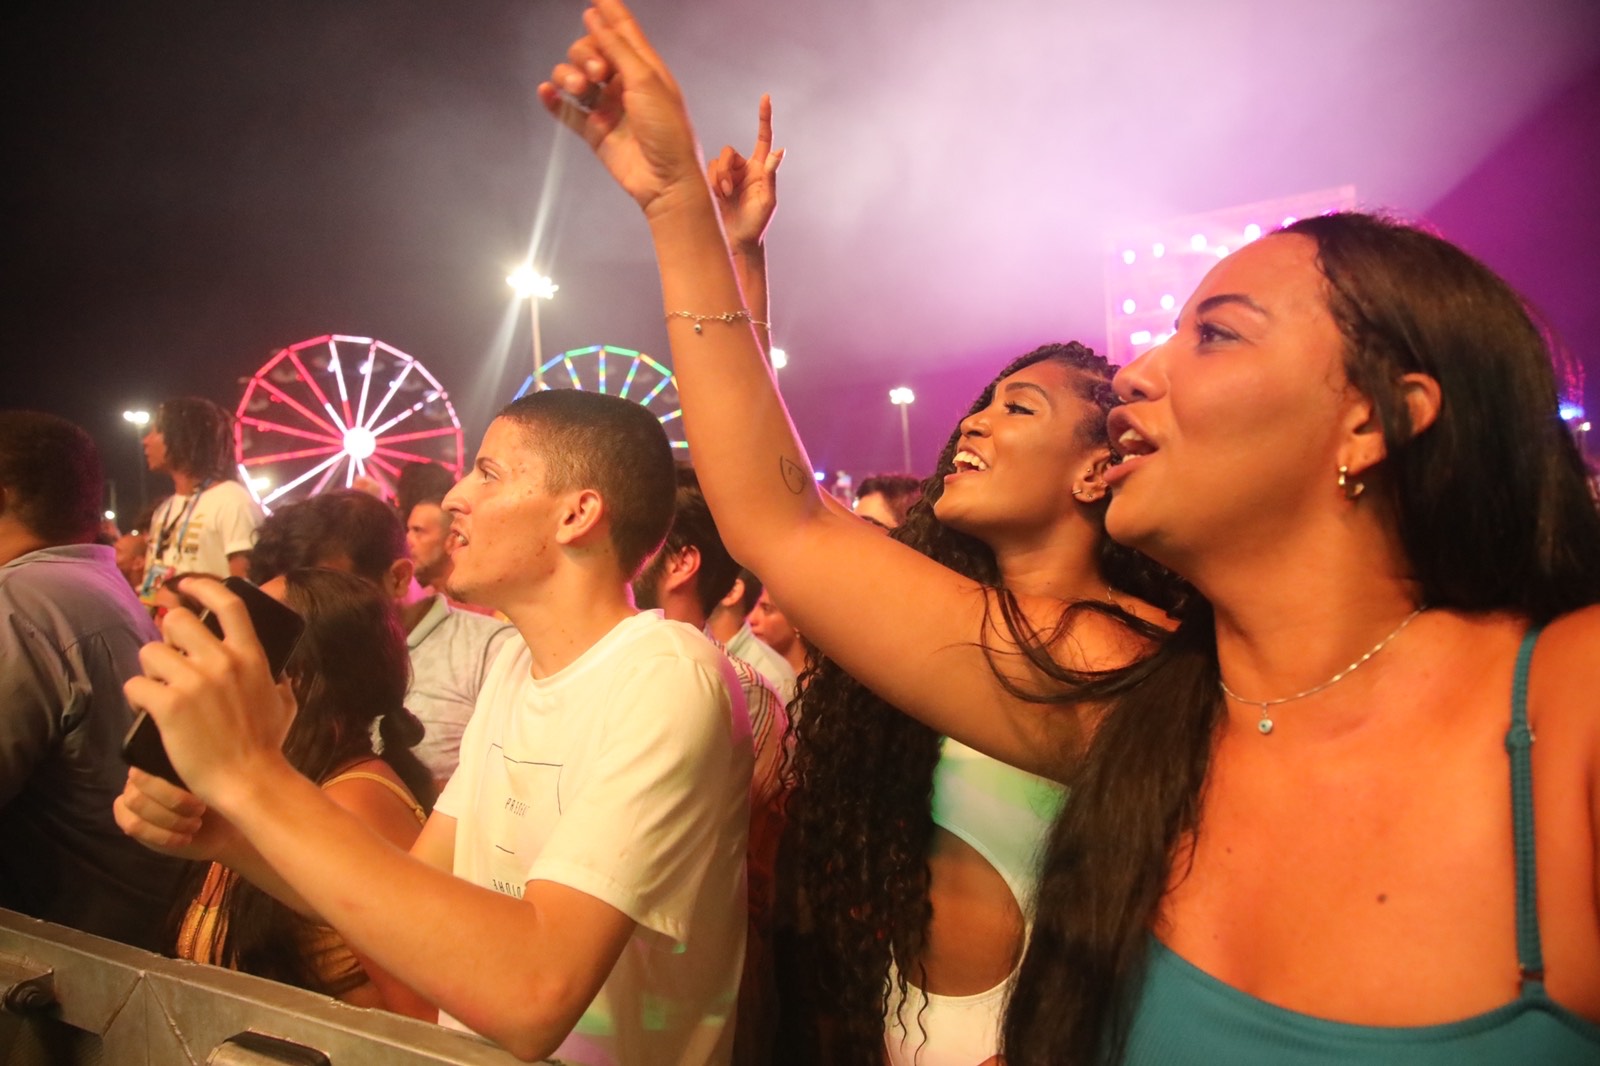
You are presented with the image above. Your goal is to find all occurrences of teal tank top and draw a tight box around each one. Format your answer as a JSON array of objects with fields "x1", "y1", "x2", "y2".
[{"x1": 1120, "y1": 627, "x2": 1600, "y2": 1064}]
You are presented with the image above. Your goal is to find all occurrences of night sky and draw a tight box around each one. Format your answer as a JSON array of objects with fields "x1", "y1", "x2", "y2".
[{"x1": 5, "y1": 0, "x2": 1598, "y2": 519}]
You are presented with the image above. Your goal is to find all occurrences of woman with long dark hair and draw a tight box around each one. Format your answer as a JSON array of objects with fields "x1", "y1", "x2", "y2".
[
  {"x1": 540, "y1": 4, "x2": 1600, "y2": 1063},
  {"x1": 1000, "y1": 213, "x2": 1600, "y2": 1063},
  {"x1": 784, "y1": 341, "x2": 1177, "y2": 1064},
  {"x1": 175, "y1": 568, "x2": 436, "y2": 1018}
]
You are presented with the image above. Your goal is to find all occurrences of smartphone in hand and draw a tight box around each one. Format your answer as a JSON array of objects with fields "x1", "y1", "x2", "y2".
[{"x1": 121, "y1": 576, "x2": 306, "y2": 787}]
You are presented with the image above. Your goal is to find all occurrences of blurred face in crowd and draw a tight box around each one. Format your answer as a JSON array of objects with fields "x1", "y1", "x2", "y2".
[
  {"x1": 142, "y1": 426, "x2": 169, "y2": 474},
  {"x1": 113, "y1": 531, "x2": 148, "y2": 588},
  {"x1": 748, "y1": 588, "x2": 799, "y2": 656},
  {"x1": 406, "y1": 502, "x2": 453, "y2": 587},
  {"x1": 852, "y1": 492, "x2": 900, "y2": 529}
]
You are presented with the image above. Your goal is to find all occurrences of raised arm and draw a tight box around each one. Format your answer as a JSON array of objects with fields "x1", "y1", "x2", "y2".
[
  {"x1": 537, "y1": 1, "x2": 1108, "y2": 773},
  {"x1": 707, "y1": 93, "x2": 783, "y2": 356}
]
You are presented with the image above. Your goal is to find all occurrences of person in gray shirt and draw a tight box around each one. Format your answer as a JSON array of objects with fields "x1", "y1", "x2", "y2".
[{"x1": 0, "y1": 411, "x2": 186, "y2": 950}]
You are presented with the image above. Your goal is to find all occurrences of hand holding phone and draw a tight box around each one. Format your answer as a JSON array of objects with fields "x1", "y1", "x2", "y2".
[{"x1": 122, "y1": 576, "x2": 306, "y2": 787}]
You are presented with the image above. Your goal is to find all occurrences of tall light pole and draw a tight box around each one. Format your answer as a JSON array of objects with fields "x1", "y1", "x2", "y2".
[
  {"x1": 123, "y1": 409, "x2": 151, "y2": 512},
  {"x1": 507, "y1": 265, "x2": 558, "y2": 391},
  {"x1": 889, "y1": 387, "x2": 915, "y2": 473}
]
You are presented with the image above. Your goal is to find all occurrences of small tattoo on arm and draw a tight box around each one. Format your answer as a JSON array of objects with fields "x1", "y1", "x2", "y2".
[{"x1": 780, "y1": 456, "x2": 808, "y2": 495}]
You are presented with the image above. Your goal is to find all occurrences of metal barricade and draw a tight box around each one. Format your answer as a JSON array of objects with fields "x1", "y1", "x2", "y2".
[{"x1": 0, "y1": 908, "x2": 549, "y2": 1064}]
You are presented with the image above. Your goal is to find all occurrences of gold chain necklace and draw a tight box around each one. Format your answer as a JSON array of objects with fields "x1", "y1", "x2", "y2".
[{"x1": 1219, "y1": 606, "x2": 1427, "y2": 735}]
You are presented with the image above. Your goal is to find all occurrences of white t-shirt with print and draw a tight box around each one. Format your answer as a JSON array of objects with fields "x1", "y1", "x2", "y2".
[
  {"x1": 142, "y1": 479, "x2": 262, "y2": 594},
  {"x1": 435, "y1": 611, "x2": 752, "y2": 1066}
]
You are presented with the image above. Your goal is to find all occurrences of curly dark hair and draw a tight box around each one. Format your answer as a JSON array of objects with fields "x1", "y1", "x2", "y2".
[
  {"x1": 154, "y1": 397, "x2": 235, "y2": 483},
  {"x1": 783, "y1": 342, "x2": 1181, "y2": 1062}
]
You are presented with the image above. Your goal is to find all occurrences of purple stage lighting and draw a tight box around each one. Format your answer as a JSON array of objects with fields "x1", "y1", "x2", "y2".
[{"x1": 1105, "y1": 186, "x2": 1357, "y2": 366}]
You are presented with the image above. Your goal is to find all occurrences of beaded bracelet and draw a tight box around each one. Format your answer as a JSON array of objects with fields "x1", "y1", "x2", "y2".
[{"x1": 665, "y1": 309, "x2": 770, "y2": 334}]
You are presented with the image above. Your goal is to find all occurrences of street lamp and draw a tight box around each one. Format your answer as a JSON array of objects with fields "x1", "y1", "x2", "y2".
[
  {"x1": 888, "y1": 387, "x2": 915, "y2": 472},
  {"x1": 123, "y1": 409, "x2": 151, "y2": 511},
  {"x1": 507, "y1": 265, "x2": 559, "y2": 391}
]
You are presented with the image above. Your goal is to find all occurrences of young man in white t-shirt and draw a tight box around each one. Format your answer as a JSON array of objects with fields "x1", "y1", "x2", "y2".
[{"x1": 115, "y1": 390, "x2": 753, "y2": 1065}]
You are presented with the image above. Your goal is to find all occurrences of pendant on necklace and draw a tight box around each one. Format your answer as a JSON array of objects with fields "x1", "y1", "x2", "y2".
[{"x1": 1257, "y1": 713, "x2": 1274, "y2": 735}]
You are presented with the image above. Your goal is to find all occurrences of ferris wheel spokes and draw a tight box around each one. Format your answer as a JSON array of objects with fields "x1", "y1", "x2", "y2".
[
  {"x1": 361, "y1": 359, "x2": 416, "y2": 437},
  {"x1": 639, "y1": 375, "x2": 673, "y2": 408},
  {"x1": 372, "y1": 425, "x2": 460, "y2": 446},
  {"x1": 374, "y1": 443, "x2": 454, "y2": 467},
  {"x1": 353, "y1": 338, "x2": 379, "y2": 431},
  {"x1": 242, "y1": 444, "x2": 344, "y2": 467},
  {"x1": 509, "y1": 343, "x2": 687, "y2": 452},
  {"x1": 262, "y1": 449, "x2": 350, "y2": 507},
  {"x1": 238, "y1": 414, "x2": 341, "y2": 447},
  {"x1": 286, "y1": 345, "x2": 348, "y2": 434},
  {"x1": 370, "y1": 394, "x2": 432, "y2": 438},
  {"x1": 253, "y1": 373, "x2": 345, "y2": 439}
]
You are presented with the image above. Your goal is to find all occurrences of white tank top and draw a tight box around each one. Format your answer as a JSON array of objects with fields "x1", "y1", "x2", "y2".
[{"x1": 883, "y1": 738, "x2": 1066, "y2": 1065}]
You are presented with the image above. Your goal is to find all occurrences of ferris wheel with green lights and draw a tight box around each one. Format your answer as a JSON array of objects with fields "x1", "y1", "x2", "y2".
[{"x1": 512, "y1": 343, "x2": 686, "y2": 452}]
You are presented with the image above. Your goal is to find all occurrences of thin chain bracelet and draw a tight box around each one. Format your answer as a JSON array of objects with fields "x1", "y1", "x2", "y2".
[{"x1": 665, "y1": 310, "x2": 770, "y2": 334}]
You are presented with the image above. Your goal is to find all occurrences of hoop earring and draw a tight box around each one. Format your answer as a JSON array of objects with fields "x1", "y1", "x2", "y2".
[{"x1": 1337, "y1": 464, "x2": 1365, "y2": 500}]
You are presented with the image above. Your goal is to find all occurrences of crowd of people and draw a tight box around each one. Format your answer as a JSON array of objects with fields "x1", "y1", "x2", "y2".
[{"x1": 3, "y1": 2, "x2": 1599, "y2": 1064}]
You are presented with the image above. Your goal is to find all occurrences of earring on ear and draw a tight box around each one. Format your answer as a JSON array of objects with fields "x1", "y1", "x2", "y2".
[
  {"x1": 1337, "y1": 464, "x2": 1366, "y2": 501},
  {"x1": 1073, "y1": 468, "x2": 1105, "y2": 503}
]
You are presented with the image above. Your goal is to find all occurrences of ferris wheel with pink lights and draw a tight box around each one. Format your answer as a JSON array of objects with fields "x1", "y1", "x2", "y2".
[{"x1": 233, "y1": 334, "x2": 465, "y2": 511}]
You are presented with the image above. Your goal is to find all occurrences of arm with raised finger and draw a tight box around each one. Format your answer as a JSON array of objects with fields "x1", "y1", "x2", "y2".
[
  {"x1": 536, "y1": 1, "x2": 1094, "y2": 774},
  {"x1": 708, "y1": 93, "x2": 784, "y2": 355}
]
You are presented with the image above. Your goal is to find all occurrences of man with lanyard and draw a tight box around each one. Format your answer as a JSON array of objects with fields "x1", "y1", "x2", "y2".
[{"x1": 139, "y1": 397, "x2": 262, "y2": 606}]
